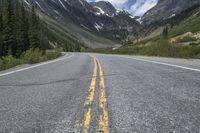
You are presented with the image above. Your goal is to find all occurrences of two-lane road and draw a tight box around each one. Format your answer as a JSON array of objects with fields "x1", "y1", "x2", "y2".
[{"x1": 0, "y1": 53, "x2": 200, "y2": 133}]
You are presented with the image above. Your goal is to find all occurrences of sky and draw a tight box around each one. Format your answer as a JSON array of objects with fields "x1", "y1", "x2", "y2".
[{"x1": 86, "y1": 0, "x2": 158, "y2": 16}]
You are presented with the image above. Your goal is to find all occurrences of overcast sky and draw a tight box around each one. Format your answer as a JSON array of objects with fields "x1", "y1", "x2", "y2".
[{"x1": 86, "y1": 0, "x2": 158, "y2": 16}]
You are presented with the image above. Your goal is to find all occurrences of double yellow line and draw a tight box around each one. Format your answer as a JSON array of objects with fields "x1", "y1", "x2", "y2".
[{"x1": 83, "y1": 56, "x2": 109, "y2": 133}]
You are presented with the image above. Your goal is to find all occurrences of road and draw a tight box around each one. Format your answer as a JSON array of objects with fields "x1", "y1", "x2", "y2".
[{"x1": 0, "y1": 53, "x2": 200, "y2": 133}]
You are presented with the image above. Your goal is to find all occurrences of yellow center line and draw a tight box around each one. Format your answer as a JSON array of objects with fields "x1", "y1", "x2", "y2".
[
  {"x1": 96, "y1": 58, "x2": 109, "y2": 133},
  {"x1": 83, "y1": 56, "x2": 109, "y2": 133},
  {"x1": 83, "y1": 57, "x2": 97, "y2": 133}
]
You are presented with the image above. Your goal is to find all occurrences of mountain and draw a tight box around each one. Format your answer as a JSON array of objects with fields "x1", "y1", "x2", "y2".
[
  {"x1": 91, "y1": 1, "x2": 117, "y2": 17},
  {"x1": 24, "y1": 0, "x2": 142, "y2": 48},
  {"x1": 137, "y1": 5, "x2": 200, "y2": 41},
  {"x1": 113, "y1": 5, "x2": 200, "y2": 59},
  {"x1": 142, "y1": 0, "x2": 200, "y2": 25},
  {"x1": 90, "y1": 1, "x2": 142, "y2": 39}
]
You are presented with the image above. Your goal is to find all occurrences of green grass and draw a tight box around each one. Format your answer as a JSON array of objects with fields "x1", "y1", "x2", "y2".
[
  {"x1": 39, "y1": 13, "x2": 82, "y2": 51},
  {"x1": 0, "y1": 49, "x2": 62, "y2": 71},
  {"x1": 85, "y1": 38, "x2": 200, "y2": 59},
  {"x1": 169, "y1": 9, "x2": 200, "y2": 37}
]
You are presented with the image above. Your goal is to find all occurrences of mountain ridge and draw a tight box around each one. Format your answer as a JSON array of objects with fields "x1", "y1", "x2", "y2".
[
  {"x1": 142, "y1": 0, "x2": 200, "y2": 25},
  {"x1": 24, "y1": 0, "x2": 142, "y2": 48}
]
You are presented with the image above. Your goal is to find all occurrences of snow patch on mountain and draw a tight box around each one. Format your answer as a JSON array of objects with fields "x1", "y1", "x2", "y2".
[
  {"x1": 94, "y1": 23, "x2": 103, "y2": 31},
  {"x1": 58, "y1": 0, "x2": 67, "y2": 9},
  {"x1": 94, "y1": 6, "x2": 105, "y2": 15}
]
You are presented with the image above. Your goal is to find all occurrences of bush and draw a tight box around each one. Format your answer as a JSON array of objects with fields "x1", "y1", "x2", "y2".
[
  {"x1": 196, "y1": 53, "x2": 200, "y2": 58},
  {"x1": 22, "y1": 48, "x2": 44, "y2": 64},
  {"x1": 0, "y1": 49, "x2": 62, "y2": 71},
  {"x1": 0, "y1": 56, "x2": 22, "y2": 70},
  {"x1": 176, "y1": 36, "x2": 197, "y2": 43},
  {"x1": 45, "y1": 50, "x2": 62, "y2": 60},
  {"x1": 86, "y1": 38, "x2": 200, "y2": 59}
]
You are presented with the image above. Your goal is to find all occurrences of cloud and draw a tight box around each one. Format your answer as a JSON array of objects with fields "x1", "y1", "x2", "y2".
[
  {"x1": 130, "y1": 0, "x2": 158, "y2": 16},
  {"x1": 86, "y1": 0, "x2": 158, "y2": 16}
]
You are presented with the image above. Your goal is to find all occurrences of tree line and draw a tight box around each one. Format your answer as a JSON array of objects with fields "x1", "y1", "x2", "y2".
[{"x1": 0, "y1": 0, "x2": 42, "y2": 57}]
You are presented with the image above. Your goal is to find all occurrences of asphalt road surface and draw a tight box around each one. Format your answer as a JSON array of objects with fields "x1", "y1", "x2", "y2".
[{"x1": 0, "y1": 53, "x2": 200, "y2": 133}]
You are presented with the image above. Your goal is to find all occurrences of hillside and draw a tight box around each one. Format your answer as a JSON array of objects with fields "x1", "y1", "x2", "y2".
[
  {"x1": 24, "y1": 0, "x2": 142, "y2": 48},
  {"x1": 39, "y1": 12, "x2": 117, "y2": 49},
  {"x1": 142, "y1": 0, "x2": 200, "y2": 25},
  {"x1": 93, "y1": 5, "x2": 200, "y2": 59},
  {"x1": 142, "y1": 5, "x2": 200, "y2": 41}
]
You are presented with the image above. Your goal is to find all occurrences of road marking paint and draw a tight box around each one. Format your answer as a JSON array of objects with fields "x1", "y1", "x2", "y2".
[
  {"x1": 0, "y1": 54, "x2": 74, "y2": 77},
  {"x1": 96, "y1": 58, "x2": 109, "y2": 133},
  {"x1": 83, "y1": 57, "x2": 97, "y2": 133},
  {"x1": 84, "y1": 108, "x2": 92, "y2": 133},
  {"x1": 118, "y1": 56, "x2": 200, "y2": 72}
]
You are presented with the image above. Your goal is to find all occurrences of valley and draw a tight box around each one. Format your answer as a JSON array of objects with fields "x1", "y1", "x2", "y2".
[{"x1": 21, "y1": 0, "x2": 200, "y2": 59}]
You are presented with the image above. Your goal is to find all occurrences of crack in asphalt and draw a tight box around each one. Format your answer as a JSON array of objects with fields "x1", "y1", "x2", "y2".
[
  {"x1": 1, "y1": 70, "x2": 199, "y2": 87},
  {"x1": 0, "y1": 74, "x2": 123, "y2": 87}
]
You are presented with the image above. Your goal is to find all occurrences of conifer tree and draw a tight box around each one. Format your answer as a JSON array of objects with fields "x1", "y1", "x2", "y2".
[
  {"x1": 20, "y1": 1, "x2": 29, "y2": 51},
  {"x1": 14, "y1": 0, "x2": 23, "y2": 56},
  {"x1": 0, "y1": 9, "x2": 3, "y2": 57},
  {"x1": 2, "y1": 0, "x2": 15, "y2": 56},
  {"x1": 162, "y1": 26, "x2": 169, "y2": 39},
  {"x1": 0, "y1": 0, "x2": 46, "y2": 57},
  {"x1": 29, "y1": 6, "x2": 40, "y2": 49},
  {"x1": 14, "y1": 0, "x2": 29, "y2": 56}
]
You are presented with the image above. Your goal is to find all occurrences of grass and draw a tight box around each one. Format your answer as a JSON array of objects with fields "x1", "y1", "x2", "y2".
[
  {"x1": 84, "y1": 38, "x2": 200, "y2": 59},
  {"x1": 169, "y1": 8, "x2": 200, "y2": 37},
  {"x1": 39, "y1": 14, "x2": 83, "y2": 51},
  {"x1": 0, "y1": 49, "x2": 62, "y2": 71}
]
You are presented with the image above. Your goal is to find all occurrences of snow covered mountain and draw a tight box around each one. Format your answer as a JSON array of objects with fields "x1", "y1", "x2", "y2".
[
  {"x1": 142, "y1": 0, "x2": 200, "y2": 24},
  {"x1": 24, "y1": 0, "x2": 141, "y2": 43}
]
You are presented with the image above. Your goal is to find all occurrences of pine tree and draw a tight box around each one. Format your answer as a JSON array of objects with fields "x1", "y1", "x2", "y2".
[
  {"x1": 14, "y1": 0, "x2": 29, "y2": 56},
  {"x1": 14, "y1": 0, "x2": 22, "y2": 56},
  {"x1": 0, "y1": 0, "x2": 45, "y2": 57},
  {"x1": 0, "y1": 8, "x2": 3, "y2": 57},
  {"x1": 20, "y1": 1, "x2": 29, "y2": 51},
  {"x1": 29, "y1": 6, "x2": 40, "y2": 49},
  {"x1": 162, "y1": 26, "x2": 169, "y2": 39},
  {"x1": 2, "y1": 0, "x2": 16, "y2": 56}
]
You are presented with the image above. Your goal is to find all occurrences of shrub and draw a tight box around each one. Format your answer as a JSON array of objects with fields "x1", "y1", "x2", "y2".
[
  {"x1": 45, "y1": 50, "x2": 62, "y2": 60},
  {"x1": 176, "y1": 36, "x2": 197, "y2": 43},
  {"x1": 22, "y1": 48, "x2": 44, "y2": 64},
  {"x1": 0, "y1": 58, "x2": 3, "y2": 70},
  {"x1": 0, "y1": 56, "x2": 22, "y2": 70},
  {"x1": 0, "y1": 49, "x2": 62, "y2": 71},
  {"x1": 86, "y1": 37, "x2": 200, "y2": 59},
  {"x1": 196, "y1": 53, "x2": 200, "y2": 58}
]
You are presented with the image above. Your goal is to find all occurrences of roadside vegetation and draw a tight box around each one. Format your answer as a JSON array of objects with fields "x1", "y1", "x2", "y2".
[
  {"x1": 85, "y1": 41, "x2": 200, "y2": 59},
  {"x1": 0, "y1": 49, "x2": 62, "y2": 71},
  {"x1": 85, "y1": 29, "x2": 200, "y2": 59},
  {"x1": 0, "y1": 0, "x2": 79, "y2": 71}
]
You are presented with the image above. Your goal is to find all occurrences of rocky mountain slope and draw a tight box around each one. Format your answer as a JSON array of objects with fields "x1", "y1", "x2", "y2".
[
  {"x1": 24, "y1": 0, "x2": 141, "y2": 47},
  {"x1": 142, "y1": 0, "x2": 200, "y2": 25}
]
